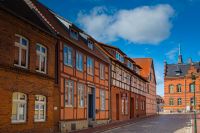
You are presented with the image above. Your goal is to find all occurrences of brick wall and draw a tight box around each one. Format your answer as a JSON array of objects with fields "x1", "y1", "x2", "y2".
[{"x1": 0, "y1": 9, "x2": 59, "y2": 132}]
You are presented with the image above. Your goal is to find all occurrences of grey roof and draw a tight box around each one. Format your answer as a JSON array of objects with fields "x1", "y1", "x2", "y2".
[{"x1": 166, "y1": 62, "x2": 200, "y2": 77}]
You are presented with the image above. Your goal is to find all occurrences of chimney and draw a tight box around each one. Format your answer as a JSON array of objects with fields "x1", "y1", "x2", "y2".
[
  {"x1": 178, "y1": 44, "x2": 183, "y2": 64},
  {"x1": 164, "y1": 60, "x2": 167, "y2": 76}
]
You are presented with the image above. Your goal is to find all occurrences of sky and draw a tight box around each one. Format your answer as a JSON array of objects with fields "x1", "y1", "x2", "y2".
[{"x1": 39, "y1": 0, "x2": 200, "y2": 96}]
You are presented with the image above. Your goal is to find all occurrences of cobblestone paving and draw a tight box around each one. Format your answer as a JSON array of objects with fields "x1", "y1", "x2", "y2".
[{"x1": 103, "y1": 114, "x2": 192, "y2": 133}]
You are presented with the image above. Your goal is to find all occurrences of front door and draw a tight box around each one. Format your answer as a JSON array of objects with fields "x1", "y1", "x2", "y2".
[
  {"x1": 130, "y1": 97, "x2": 134, "y2": 119},
  {"x1": 116, "y1": 94, "x2": 119, "y2": 120},
  {"x1": 88, "y1": 87, "x2": 95, "y2": 120}
]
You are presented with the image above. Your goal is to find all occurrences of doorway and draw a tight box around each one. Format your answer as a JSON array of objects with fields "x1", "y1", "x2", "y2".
[
  {"x1": 88, "y1": 87, "x2": 95, "y2": 120},
  {"x1": 130, "y1": 97, "x2": 134, "y2": 119}
]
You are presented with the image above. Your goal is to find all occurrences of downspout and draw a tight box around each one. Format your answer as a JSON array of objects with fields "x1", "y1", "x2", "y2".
[
  {"x1": 185, "y1": 76, "x2": 186, "y2": 112},
  {"x1": 108, "y1": 60, "x2": 112, "y2": 123},
  {"x1": 130, "y1": 75, "x2": 133, "y2": 119}
]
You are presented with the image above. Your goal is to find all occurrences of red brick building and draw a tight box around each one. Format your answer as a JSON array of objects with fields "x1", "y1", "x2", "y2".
[
  {"x1": 97, "y1": 43, "x2": 147, "y2": 121},
  {"x1": 31, "y1": 1, "x2": 110, "y2": 132},
  {"x1": 133, "y1": 58, "x2": 157, "y2": 116},
  {"x1": 164, "y1": 48, "x2": 200, "y2": 113},
  {"x1": 0, "y1": 0, "x2": 59, "y2": 132}
]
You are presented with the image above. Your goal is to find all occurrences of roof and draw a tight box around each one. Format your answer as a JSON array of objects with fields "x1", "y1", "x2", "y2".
[
  {"x1": 165, "y1": 62, "x2": 200, "y2": 77},
  {"x1": 0, "y1": 0, "x2": 55, "y2": 36},
  {"x1": 132, "y1": 58, "x2": 152, "y2": 78},
  {"x1": 31, "y1": 0, "x2": 110, "y2": 64}
]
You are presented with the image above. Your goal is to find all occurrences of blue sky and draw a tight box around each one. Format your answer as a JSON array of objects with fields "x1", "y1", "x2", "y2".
[{"x1": 39, "y1": 0, "x2": 200, "y2": 96}]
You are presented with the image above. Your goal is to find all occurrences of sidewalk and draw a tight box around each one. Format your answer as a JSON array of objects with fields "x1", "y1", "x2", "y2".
[
  {"x1": 191, "y1": 113, "x2": 200, "y2": 133},
  {"x1": 72, "y1": 115, "x2": 156, "y2": 133}
]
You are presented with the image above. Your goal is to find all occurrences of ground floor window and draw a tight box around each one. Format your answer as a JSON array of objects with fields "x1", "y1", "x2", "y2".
[
  {"x1": 78, "y1": 83, "x2": 85, "y2": 107},
  {"x1": 169, "y1": 98, "x2": 174, "y2": 106},
  {"x1": 11, "y1": 92, "x2": 27, "y2": 123},
  {"x1": 177, "y1": 98, "x2": 182, "y2": 105},
  {"x1": 34, "y1": 95, "x2": 46, "y2": 122},
  {"x1": 100, "y1": 89, "x2": 106, "y2": 111},
  {"x1": 122, "y1": 96, "x2": 128, "y2": 115}
]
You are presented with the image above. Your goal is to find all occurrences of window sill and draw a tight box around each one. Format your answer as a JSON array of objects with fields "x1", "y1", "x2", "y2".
[
  {"x1": 65, "y1": 105, "x2": 73, "y2": 108},
  {"x1": 11, "y1": 121, "x2": 26, "y2": 124},
  {"x1": 34, "y1": 120, "x2": 46, "y2": 123},
  {"x1": 76, "y1": 69, "x2": 83, "y2": 72},
  {"x1": 36, "y1": 70, "x2": 46, "y2": 74},
  {"x1": 63, "y1": 63, "x2": 73, "y2": 68}
]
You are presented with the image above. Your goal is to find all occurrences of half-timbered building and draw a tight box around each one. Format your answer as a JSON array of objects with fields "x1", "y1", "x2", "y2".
[
  {"x1": 32, "y1": 1, "x2": 110, "y2": 132},
  {"x1": 97, "y1": 43, "x2": 148, "y2": 121}
]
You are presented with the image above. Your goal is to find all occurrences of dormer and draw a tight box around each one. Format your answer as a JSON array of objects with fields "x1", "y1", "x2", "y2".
[
  {"x1": 127, "y1": 60, "x2": 133, "y2": 70},
  {"x1": 70, "y1": 28, "x2": 78, "y2": 40},
  {"x1": 88, "y1": 40, "x2": 94, "y2": 50},
  {"x1": 116, "y1": 51, "x2": 124, "y2": 63}
]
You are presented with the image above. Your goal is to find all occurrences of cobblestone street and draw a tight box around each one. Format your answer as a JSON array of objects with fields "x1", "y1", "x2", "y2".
[{"x1": 103, "y1": 114, "x2": 192, "y2": 133}]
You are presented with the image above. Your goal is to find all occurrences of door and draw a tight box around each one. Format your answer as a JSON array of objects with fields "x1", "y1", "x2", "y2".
[
  {"x1": 88, "y1": 94, "x2": 94, "y2": 119},
  {"x1": 130, "y1": 98, "x2": 134, "y2": 119},
  {"x1": 116, "y1": 94, "x2": 119, "y2": 120}
]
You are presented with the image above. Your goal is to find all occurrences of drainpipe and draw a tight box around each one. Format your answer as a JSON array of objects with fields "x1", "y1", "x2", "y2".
[
  {"x1": 108, "y1": 61, "x2": 112, "y2": 123},
  {"x1": 184, "y1": 77, "x2": 186, "y2": 113}
]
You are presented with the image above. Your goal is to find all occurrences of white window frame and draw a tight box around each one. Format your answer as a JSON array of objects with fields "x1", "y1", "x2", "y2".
[
  {"x1": 116, "y1": 51, "x2": 124, "y2": 63},
  {"x1": 11, "y1": 92, "x2": 27, "y2": 123},
  {"x1": 64, "y1": 79, "x2": 74, "y2": 107},
  {"x1": 177, "y1": 98, "x2": 182, "y2": 105},
  {"x1": 34, "y1": 95, "x2": 46, "y2": 122},
  {"x1": 14, "y1": 34, "x2": 29, "y2": 69},
  {"x1": 88, "y1": 40, "x2": 94, "y2": 50},
  {"x1": 36, "y1": 43, "x2": 47, "y2": 74},
  {"x1": 177, "y1": 84, "x2": 182, "y2": 93},
  {"x1": 100, "y1": 63, "x2": 105, "y2": 79},
  {"x1": 78, "y1": 83, "x2": 84, "y2": 108},
  {"x1": 100, "y1": 89, "x2": 106, "y2": 111},
  {"x1": 63, "y1": 44, "x2": 73, "y2": 67},
  {"x1": 87, "y1": 56, "x2": 94, "y2": 76},
  {"x1": 76, "y1": 51, "x2": 83, "y2": 71},
  {"x1": 70, "y1": 28, "x2": 78, "y2": 40}
]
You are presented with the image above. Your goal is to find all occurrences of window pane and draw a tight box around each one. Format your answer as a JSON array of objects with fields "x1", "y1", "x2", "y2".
[
  {"x1": 14, "y1": 46, "x2": 19, "y2": 65},
  {"x1": 41, "y1": 56, "x2": 46, "y2": 72},
  {"x1": 19, "y1": 104, "x2": 25, "y2": 120},
  {"x1": 36, "y1": 54, "x2": 40, "y2": 70},
  {"x1": 21, "y1": 38, "x2": 27, "y2": 46},
  {"x1": 36, "y1": 45, "x2": 40, "y2": 51},
  {"x1": 21, "y1": 49, "x2": 27, "y2": 67},
  {"x1": 35, "y1": 110, "x2": 39, "y2": 119},
  {"x1": 41, "y1": 47, "x2": 46, "y2": 53},
  {"x1": 12, "y1": 103, "x2": 17, "y2": 120}
]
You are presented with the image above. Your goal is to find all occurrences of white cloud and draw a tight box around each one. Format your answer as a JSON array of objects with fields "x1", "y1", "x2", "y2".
[
  {"x1": 77, "y1": 4, "x2": 174, "y2": 45},
  {"x1": 165, "y1": 47, "x2": 178, "y2": 60}
]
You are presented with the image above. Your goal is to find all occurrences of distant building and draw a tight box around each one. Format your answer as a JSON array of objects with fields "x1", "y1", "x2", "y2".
[
  {"x1": 164, "y1": 46, "x2": 200, "y2": 113},
  {"x1": 156, "y1": 95, "x2": 164, "y2": 112},
  {"x1": 133, "y1": 58, "x2": 157, "y2": 116}
]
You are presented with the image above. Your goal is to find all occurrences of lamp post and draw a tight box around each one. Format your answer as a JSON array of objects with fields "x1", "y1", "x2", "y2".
[{"x1": 192, "y1": 73, "x2": 197, "y2": 133}]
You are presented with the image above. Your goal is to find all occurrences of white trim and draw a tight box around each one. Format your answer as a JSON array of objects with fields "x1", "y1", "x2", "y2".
[
  {"x1": 34, "y1": 95, "x2": 46, "y2": 122},
  {"x1": 36, "y1": 43, "x2": 47, "y2": 74}
]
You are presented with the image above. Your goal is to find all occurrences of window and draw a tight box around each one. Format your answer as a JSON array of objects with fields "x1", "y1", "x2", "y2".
[
  {"x1": 149, "y1": 73, "x2": 152, "y2": 81},
  {"x1": 177, "y1": 98, "x2": 182, "y2": 105},
  {"x1": 78, "y1": 83, "x2": 84, "y2": 107},
  {"x1": 116, "y1": 52, "x2": 124, "y2": 63},
  {"x1": 87, "y1": 56, "x2": 94, "y2": 75},
  {"x1": 14, "y1": 34, "x2": 28, "y2": 68},
  {"x1": 63, "y1": 45, "x2": 73, "y2": 66},
  {"x1": 177, "y1": 84, "x2": 182, "y2": 93},
  {"x1": 190, "y1": 97, "x2": 195, "y2": 106},
  {"x1": 35, "y1": 95, "x2": 46, "y2": 122},
  {"x1": 36, "y1": 44, "x2": 47, "y2": 73},
  {"x1": 70, "y1": 28, "x2": 78, "y2": 40},
  {"x1": 64, "y1": 80, "x2": 74, "y2": 106},
  {"x1": 127, "y1": 60, "x2": 133, "y2": 69},
  {"x1": 76, "y1": 51, "x2": 83, "y2": 71},
  {"x1": 122, "y1": 97, "x2": 128, "y2": 115},
  {"x1": 100, "y1": 89, "x2": 106, "y2": 111},
  {"x1": 88, "y1": 40, "x2": 94, "y2": 50},
  {"x1": 136, "y1": 98, "x2": 138, "y2": 110},
  {"x1": 11, "y1": 92, "x2": 27, "y2": 123},
  {"x1": 169, "y1": 98, "x2": 174, "y2": 106},
  {"x1": 169, "y1": 85, "x2": 174, "y2": 93},
  {"x1": 190, "y1": 83, "x2": 195, "y2": 93},
  {"x1": 100, "y1": 63, "x2": 105, "y2": 79}
]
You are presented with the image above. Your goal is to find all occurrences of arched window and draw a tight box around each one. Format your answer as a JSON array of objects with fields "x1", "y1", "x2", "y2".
[
  {"x1": 189, "y1": 83, "x2": 195, "y2": 93},
  {"x1": 36, "y1": 44, "x2": 47, "y2": 73},
  {"x1": 169, "y1": 98, "x2": 174, "y2": 106},
  {"x1": 177, "y1": 98, "x2": 182, "y2": 105},
  {"x1": 169, "y1": 85, "x2": 174, "y2": 93},
  {"x1": 177, "y1": 84, "x2": 182, "y2": 93},
  {"x1": 34, "y1": 95, "x2": 46, "y2": 122},
  {"x1": 11, "y1": 92, "x2": 27, "y2": 123}
]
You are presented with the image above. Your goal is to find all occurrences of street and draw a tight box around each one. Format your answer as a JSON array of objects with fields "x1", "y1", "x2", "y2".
[{"x1": 103, "y1": 114, "x2": 192, "y2": 133}]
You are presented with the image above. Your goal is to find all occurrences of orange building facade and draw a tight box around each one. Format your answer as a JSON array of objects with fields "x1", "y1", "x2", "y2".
[
  {"x1": 133, "y1": 58, "x2": 157, "y2": 116},
  {"x1": 164, "y1": 51, "x2": 200, "y2": 113}
]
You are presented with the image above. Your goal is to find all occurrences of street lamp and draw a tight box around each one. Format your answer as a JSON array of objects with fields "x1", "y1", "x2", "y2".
[{"x1": 191, "y1": 73, "x2": 197, "y2": 133}]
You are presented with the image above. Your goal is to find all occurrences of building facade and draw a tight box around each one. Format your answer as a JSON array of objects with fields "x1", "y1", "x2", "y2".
[
  {"x1": 97, "y1": 43, "x2": 147, "y2": 121},
  {"x1": 156, "y1": 95, "x2": 164, "y2": 113},
  {"x1": 133, "y1": 58, "x2": 157, "y2": 116},
  {"x1": 164, "y1": 49, "x2": 200, "y2": 113},
  {"x1": 0, "y1": 0, "x2": 59, "y2": 132},
  {"x1": 32, "y1": 1, "x2": 110, "y2": 132}
]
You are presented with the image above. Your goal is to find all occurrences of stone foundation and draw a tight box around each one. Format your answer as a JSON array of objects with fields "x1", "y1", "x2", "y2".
[{"x1": 60, "y1": 120, "x2": 88, "y2": 133}]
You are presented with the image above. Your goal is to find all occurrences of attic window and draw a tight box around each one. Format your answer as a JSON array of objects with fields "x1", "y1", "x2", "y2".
[
  {"x1": 88, "y1": 40, "x2": 93, "y2": 50},
  {"x1": 70, "y1": 28, "x2": 78, "y2": 40},
  {"x1": 116, "y1": 52, "x2": 124, "y2": 63},
  {"x1": 127, "y1": 60, "x2": 133, "y2": 69}
]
